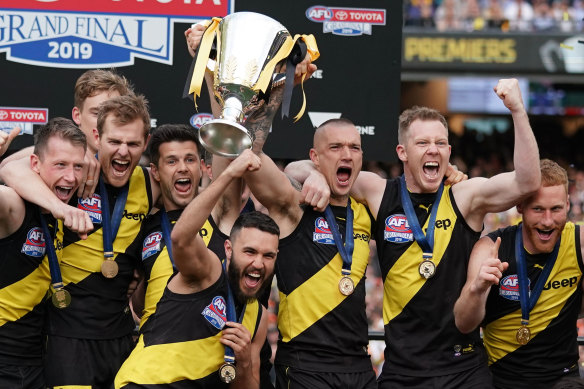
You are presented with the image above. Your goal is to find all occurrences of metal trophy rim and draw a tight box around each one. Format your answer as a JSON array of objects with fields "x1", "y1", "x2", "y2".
[{"x1": 198, "y1": 118, "x2": 253, "y2": 158}]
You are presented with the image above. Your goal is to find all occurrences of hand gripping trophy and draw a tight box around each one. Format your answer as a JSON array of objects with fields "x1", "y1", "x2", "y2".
[{"x1": 187, "y1": 12, "x2": 319, "y2": 157}]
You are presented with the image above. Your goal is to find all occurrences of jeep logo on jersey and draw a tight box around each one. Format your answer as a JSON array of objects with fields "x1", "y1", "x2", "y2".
[
  {"x1": 21, "y1": 227, "x2": 46, "y2": 257},
  {"x1": 306, "y1": 5, "x2": 386, "y2": 36},
  {"x1": 384, "y1": 214, "x2": 413, "y2": 243},
  {"x1": 142, "y1": 231, "x2": 162, "y2": 260},
  {"x1": 78, "y1": 194, "x2": 102, "y2": 224},
  {"x1": 0, "y1": 1, "x2": 231, "y2": 68},
  {"x1": 499, "y1": 274, "x2": 528, "y2": 301},
  {"x1": 543, "y1": 276, "x2": 578, "y2": 290},
  {"x1": 189, "y1": 113, "x2": 213, "y2": 129},
  {"x1": 313, "y1": 216, "x2": 335, "y2": 245},
  {"x1": 201, "y1": 295, "x2": 227, "y2": 330}
]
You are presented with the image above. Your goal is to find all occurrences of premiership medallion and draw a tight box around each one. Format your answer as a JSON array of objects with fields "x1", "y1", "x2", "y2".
[
  {"x1": 418, "y1": 259, "x2": 436, "y2": 279},
  {"x1": 219, "y1": 362, "x2": 236, "y2": 383},
  {"x1": 101, "y1": 259, "x2": 119, "y2": 278},
  {"x1": 51, "y1": 288, "x2": 71, "y2": 309},
  {"x1": 338, "y1": 275, "x2": 355, "y2": 296},
  {"x1": 516, "y1": 325, "x2": 531, "y2": 345}
]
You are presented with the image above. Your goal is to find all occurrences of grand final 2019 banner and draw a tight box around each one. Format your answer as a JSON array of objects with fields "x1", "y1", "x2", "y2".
[{"x1": 0, "y1": 0, "x2": 402, "y2": 162}]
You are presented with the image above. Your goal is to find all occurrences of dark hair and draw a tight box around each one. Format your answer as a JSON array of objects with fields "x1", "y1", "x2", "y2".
[
  {"x1": 97, "y1": 94, "x2": 150, "y2": 139},
  {"x1": 74, "y1": 69, "x2": 133, "y2": 110},
  {"x1": 148, "y1": 124, "x2": 202, "y2": 166},
  {"x1": 230, "y1": 211, "x2": 280, "y2": 241},
  {"x1": 34, "y1": 117, "x2": 87, "y2": 159},
  {"x1": 317, "y1": 118, "x2": 355, "y2": 131}
]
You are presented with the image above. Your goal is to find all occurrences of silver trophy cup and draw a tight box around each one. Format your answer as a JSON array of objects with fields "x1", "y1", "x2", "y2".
[{"x1": 198, "y1": 12, "x2": 290, "y2": 157}]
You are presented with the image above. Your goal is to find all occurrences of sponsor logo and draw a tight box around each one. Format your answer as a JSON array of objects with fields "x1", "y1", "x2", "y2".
[
  {"x1": 21, "y1": 227, "x2": 46, "y2": 257},
  {"x1": 190, "y1": 112, "x2": 213, "y2": 129},
  {"x1": 142, "y1": 231, "x2": 162, "y2": 260},
  {"x1": 543, "y1": 276, "x2": 578, "y2": 290},
  {"x1": 499, "y1": 274, "x2": 522, "y2": 301},
  {"x1": 201, "y1": 295, "x2": 227, "y2": 330},
  {"x1": 0, "y1": 0, "x2": 231, "y2": 68},
  {"x1": 78, "y1": 194, "x2": 102, "y2": 224},
  {"x1": 313, "y1": 216, "x2": 335, "y2": 245},
  {"x1": 123, "y1": 209, "x2": 146, "y2": 222},
  {"x1": 0, "y1": 107, "x2": 48, "y2": 124},
  {"x1": 384, "y1": 214, "x2": 413, "y2": 243},
  {"x1": 306, "y1": 6, "x2": 385, "y2": 36},
  {"x1": 307, "y1": 111, "x2": 342, "y2": 128}
]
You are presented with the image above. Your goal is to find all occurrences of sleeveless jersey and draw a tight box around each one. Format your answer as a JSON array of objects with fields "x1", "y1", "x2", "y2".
[
  {"x1": 47, "y1": 166, "x2": 152, "y2": 339},
  {"x1": 126, "y1": 210, "x2": 228, "y2": 328},
  {"x1": 483, "y1": 223, "x2": 583, "y2": 386},
  {"x1": 375, "y1": 178, "x2": 484, "y2": 377},
  {"x1": 0, "y1": 201, "x2": 60, "y2": 365},
  {"x1": 114, "y1": 272, "x2": 262, "y2": 388},
  {"x1": 275, "y1": 198, "x2": 374, "y2": 372}
]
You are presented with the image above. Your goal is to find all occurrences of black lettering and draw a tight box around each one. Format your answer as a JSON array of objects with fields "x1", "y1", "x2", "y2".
[
  {"x1": 434, "y1": 219, "x2": 452, "y2": 230},
  {"x1": 199, "y1": 228, "x2": 208, "y2": 237},
  {"x1": 443, "y1": 219, "x2": 452, "y2": 229},
  {"x1": 561, "y1": 279, "x2": 569, "y2": 287},
  {"x1": 552, "y1": 280, "x2": 560, "y2": 289},
  {"x1": 123, "y1": 210, "x2": 146, "y2": 221},
  {"x1": 543, "y1": 281, "x2": 551, "y2": 290},
  {"x1": 570, "y1": 277, "x2": 577, "y2": 287}
]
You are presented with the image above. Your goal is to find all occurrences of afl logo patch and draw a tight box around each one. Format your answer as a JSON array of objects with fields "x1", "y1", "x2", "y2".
[
  {"x1": 142, "y1": 232, "x2": 162, "y2": 260},
  {"x1": 499, "y1": 274, "x2": 526, "y2": 301},
  {"x1": 78, "y1": 194, "x2": 102, "y2": 224},
  {"x1": 21, "y1": 227, "x2": 46, "y2": 257},
  {"x1": 313, "y1": 217, "x2": 335, "y2": 245},
  {"x1": 384, "y1": 214, "x2": 413, "y2": 243},
  {"x1": 202, "y1": 296, "x2": 228, "y2": 330}
]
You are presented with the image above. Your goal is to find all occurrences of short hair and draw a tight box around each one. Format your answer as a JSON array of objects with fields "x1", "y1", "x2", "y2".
[
  {"x1": 317, "y1": 118, "x2": 355, "y2": 131},
  {"x1": 34, "y1": 117, "x2": 87, "y2": 159},
  {"x1": 73, "y1": 69, "x2": 133, "y2": 110},
  {"x1": 148, "y1": 124, "x2": 202, "y2": 166},
  {"x1": 540, "y1": 159, "x2": 568, "y2": 192},
  {"x1": 97, "y1": 94, "x2": 151, "y2": 139},
  {"x1": 398, "y1": 106, "x2": 448, "y2": 145},
  {"x1": 230, "y1": 211, "x2": 280, "y2": 241}
]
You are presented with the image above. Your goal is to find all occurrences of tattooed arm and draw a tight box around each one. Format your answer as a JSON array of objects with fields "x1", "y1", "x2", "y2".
[{"x1": 246, "y1": 85, "x2": 284, "y2": 154}]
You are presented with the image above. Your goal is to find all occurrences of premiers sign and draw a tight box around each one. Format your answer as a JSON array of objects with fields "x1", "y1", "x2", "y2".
[{"x1": 0, "y1": 0, "x2": 232, "y2": 68}]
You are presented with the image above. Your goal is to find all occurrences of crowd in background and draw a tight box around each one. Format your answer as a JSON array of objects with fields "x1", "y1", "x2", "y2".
[{"x1": 404, "y1": 0, "x2": 584, "y2": 32}]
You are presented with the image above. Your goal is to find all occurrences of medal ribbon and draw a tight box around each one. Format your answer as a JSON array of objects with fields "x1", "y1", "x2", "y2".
[
  {"x1": 99, "y1": 178, "x2": 129, "y2": 260},
  {"x1": 39, "y1": 211, "x2": 64, "y2": 290},
  {"x1": 323, "y1": 199, "x2": 354, "y2": 276},
  {"x1": 222, "y1": 259, "x2": 246, "y2": 364},
  {"x1": 515, "y1": 224, "x2": 560, "y2": 325},
  {"x1": 160, "y1": 209, "x2": 176, "y2": 271},
  {"x1": 399, "y1": 175, "x2": 444, "y2": 259}
]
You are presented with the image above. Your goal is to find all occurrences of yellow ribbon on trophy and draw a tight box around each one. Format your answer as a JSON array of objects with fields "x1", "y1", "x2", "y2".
[
  {"x1": 188, "y1": 18, "x2": 319, "y2": 120},
  {"x1": 254, "y1": 34, "x2": 319, "y2": 122},
  {"x1": 189, "y1": 17, "x2": 221, "y2": 109}
]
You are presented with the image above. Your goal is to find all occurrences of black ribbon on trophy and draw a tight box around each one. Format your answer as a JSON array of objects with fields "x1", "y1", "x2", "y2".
[
  {"x1": 219, "y1": 258, "x2": 246, "y2": 383},
  {"x1": 324, "y1": 200, "x2": 355, "y2": 296},
  {"x1": 183, "y1": 12, "x2": 319, "y2": 158},
  {"x1": 39, "y1": 211, "x2": 71, "y2": 309},
  {"x1": 399, "y1": 175, "x2": 444, "y2": 279},
  {"x1": 515, "y1": 224, "x2": 560, "y2": 345},
  {"x1": 99, "y1": 177, "x2": 128, "y2": 279}
]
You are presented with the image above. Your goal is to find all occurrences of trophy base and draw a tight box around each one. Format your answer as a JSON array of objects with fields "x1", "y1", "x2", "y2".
[{"x1": 198, "y1": 119, "x2": 253, "y2": 157}]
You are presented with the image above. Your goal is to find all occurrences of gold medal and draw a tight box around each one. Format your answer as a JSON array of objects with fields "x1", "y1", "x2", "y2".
[
  {"x1": 101, "y1": 259, "x2": 119, "y2": 278},
  {"x1": 338, "y1": 275, "x2": 355, "y2": 296},
  {"x1": 516, "y1": 325, "x2": 531, "y2": 345},
  {"x1": 51, "y1": 288, "x2": 71, "y2": 309},
  {"x1": 219, "y1": 362, "x2": 236, "y2": 383},
  {"x1": 418, "y1": 259, "x2": 436, "y2": 279}
]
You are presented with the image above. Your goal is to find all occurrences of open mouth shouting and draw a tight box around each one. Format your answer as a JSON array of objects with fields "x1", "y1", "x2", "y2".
[
  {"x1": 423, "y1": 161, "x2": 440, "y2": 179},
  {"x1": 243, "y1": 269, "x2": 263, "y2": 290},
  {"x1": 112, "y1": 159, "x2": 130, "y2": 177},
  {"x1": 337, "y1": 166, "x2": 352, "y2": 186},
  {"x1": 174, "y1": 177, "x2": 192, "y2": 194},
  {"x1": 55, "y1": 185, "x2": 74, "y2": 202},
  {"x1": 535, "y1": 228, "x2": 555, "y2": 242}
]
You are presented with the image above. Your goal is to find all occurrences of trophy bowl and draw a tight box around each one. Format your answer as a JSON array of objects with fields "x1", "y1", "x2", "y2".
[{"x1": 198, "y1": 12, "x2": 290, "y2": 157}]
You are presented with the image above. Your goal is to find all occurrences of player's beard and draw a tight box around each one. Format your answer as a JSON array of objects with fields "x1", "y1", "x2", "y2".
[{"x1": 227, "y1": 256, "x2": 270, "y2": 305}]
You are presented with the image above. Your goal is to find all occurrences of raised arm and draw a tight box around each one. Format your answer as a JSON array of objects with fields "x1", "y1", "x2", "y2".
[
  {"x1": 454, "y1": 236, "x2": 508, "y2": 333},
  {"x1": 0, "y1": 185, "x2": 26, "y2": 238},
  {"x1": 0, "y1": 157, "x2": 93, "y2": 238},
  {"x1": 170, "y1": 150, "x2": 260, "y2": 285},
  {"x1": 210, "y1": 155, "x2": 244, "y2": 235},
  {"x1": 453, "y1": 78, "x2": 540, "y2": 230}
]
